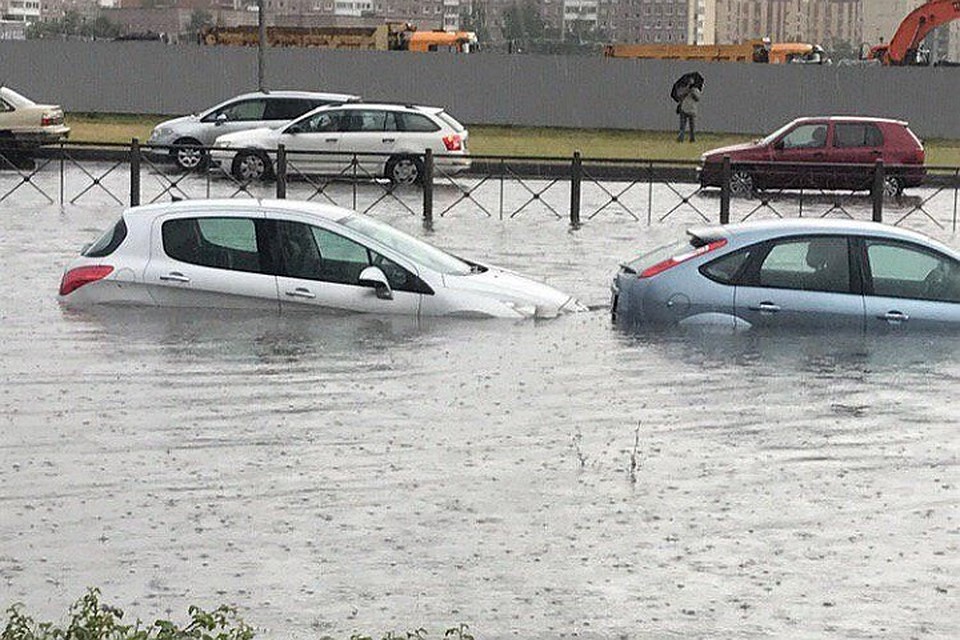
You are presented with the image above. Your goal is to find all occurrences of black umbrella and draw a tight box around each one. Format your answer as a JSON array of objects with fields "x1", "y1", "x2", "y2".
[{"x1": 671, "y1": 72, "x2": 704, "y2": 102}]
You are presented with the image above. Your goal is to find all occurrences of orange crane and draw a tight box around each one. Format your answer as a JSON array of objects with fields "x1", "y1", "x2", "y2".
[{"x1": 868, "y1": 0, "x2": 960, "y2": 65}]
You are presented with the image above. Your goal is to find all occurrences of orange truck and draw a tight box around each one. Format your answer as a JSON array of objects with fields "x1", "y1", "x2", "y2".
[
  {"x1": 603, "y1": 40, "x2": 827, "y2": 64},
  {"x1": 199, "y1": 23, "x2": 478, "y2": 53}
]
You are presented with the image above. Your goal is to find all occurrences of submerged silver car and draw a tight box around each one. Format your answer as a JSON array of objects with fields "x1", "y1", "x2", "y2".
[
  {"x1": 612, "y1": 219, "x2": 960, "y2": 332},
  {"x1": 59, "y1": 200, "x2": 585, "y2": 319}
]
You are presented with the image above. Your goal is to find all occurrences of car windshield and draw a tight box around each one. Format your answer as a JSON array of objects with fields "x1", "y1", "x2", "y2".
[
  {"x1": 759, "y1": 120, "x2": 801, "y2": 146},
  {"x1": 340, "y1": 215, "x2": 472, "y2": 275}
]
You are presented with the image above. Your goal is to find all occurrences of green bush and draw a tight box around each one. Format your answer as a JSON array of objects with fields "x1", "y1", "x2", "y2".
[{"x1": 1, "y1": 588, "x2": 253, "y2": 640}]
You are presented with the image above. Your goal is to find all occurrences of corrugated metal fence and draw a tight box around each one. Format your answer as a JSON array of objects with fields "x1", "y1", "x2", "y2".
[{"x1": 1, "y1": 40, "x2": 959, "y2": 138}]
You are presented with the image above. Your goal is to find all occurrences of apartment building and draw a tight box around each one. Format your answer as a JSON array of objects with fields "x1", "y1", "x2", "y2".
[{"x1": 715, "y1": 0, "x2": 861, "y2": 46}]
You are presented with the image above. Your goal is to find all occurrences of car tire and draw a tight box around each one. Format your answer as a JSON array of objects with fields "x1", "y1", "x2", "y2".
[
  {"x1": 882, "y1": 175, "x2": 903, "y2": 198},
  {"x1": 172, "y1": 138, "x2": 206, "y2": 171},
  {"x1": 386, "y1": 155, "x2": 423, "y2": 185},
  {"x1": 232, "y1": 150, "x2": 271, "y2": 182},
  {"x1": 729, "y1": 170, "x2": 755, "y2": 197}
]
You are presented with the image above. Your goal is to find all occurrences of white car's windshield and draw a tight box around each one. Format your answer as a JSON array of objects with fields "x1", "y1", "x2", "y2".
[{"x1": 341, "y1": 215, "x2": 472, "y2": 275}]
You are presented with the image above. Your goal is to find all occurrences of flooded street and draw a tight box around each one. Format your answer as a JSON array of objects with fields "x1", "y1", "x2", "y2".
[{"x1": 1, "y1": 194, "x2": 958, "y2": 639}]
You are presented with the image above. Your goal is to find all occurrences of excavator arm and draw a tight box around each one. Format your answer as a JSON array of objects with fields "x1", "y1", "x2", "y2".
[{"x1": 872, "y1": 0, "x2": 960, "y2": 64}]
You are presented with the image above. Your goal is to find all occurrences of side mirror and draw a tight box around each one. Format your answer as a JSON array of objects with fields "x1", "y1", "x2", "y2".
[
  {"x1": 358, "y1": 266, "x2": 393, "y2": 300},
  {"x1": 285, "y1": 125, "x2": 302, "y2": 135},
  {"x1": 773, "y1": 140, "x2": 784, "y2": 151},
  {"x1": 215, "y1": 113, "x2": 227, "y2": 126}
]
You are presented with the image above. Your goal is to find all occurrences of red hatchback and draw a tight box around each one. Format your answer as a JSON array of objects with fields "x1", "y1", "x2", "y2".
[{"x1": 699, "y1": 116, "x2": 926, "y2": 197}]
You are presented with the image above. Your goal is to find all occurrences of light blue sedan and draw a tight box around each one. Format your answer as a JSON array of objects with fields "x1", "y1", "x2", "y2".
[{"x1": 612, "y1": 219, "x2": 960, "y2": 332}]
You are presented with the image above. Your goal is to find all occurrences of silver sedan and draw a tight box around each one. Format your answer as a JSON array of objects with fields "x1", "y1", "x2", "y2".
[{"x1": 611, "y1": 219, "x2": 960, "y2": 332}]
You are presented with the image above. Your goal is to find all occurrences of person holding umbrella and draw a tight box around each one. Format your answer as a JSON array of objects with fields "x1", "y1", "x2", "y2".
[{"x1": 673, "y1": 72, "x2": 703, "y2": 143}]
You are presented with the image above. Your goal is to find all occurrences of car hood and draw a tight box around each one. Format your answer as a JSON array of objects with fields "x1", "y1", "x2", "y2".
[
  {"x1": 702, "y1": 141, "x2": 764, "y2": 160},
  {"x1": 216, "y1": 127, "x2": 279, "y2": 146},
  {"x1": 443, "y1": 266, "x2": 585, "y2": 318},
  {"x1": 155, "y1": 115, "x2": 197, "y2": 129}
]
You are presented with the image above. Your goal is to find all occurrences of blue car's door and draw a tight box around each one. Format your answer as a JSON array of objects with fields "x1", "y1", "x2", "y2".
[
  {"x1": 734, "y1": 235, "x2": 865, "y2": 330},
  {"x1": 861, "y1": 238, "x2": 960, "y2": 333}
]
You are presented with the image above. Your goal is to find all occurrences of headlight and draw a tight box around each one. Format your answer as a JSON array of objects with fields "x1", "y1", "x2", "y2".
[
  {"x1": 150, "y1": 127, "x2": 172, "y2": 141},
  {"x1": 216, "y1": 140, "x2": 233, "y2": 149},
  {"x1": 502, "y1": 301, "x2": 537, "y2": 318}
]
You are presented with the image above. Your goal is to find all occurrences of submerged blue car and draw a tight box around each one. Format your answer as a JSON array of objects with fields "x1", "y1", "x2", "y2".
[{"x1": 612, "y1": 219, "x2": 960, "y2": 332}]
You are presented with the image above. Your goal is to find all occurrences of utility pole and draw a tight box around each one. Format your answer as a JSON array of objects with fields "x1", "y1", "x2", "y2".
[{"x1": 257, "y1": 0, "x2": 266, "y2": 91}]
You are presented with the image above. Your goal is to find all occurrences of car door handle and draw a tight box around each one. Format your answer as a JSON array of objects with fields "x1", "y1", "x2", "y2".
[
  {"x1": 285, "y1": 287, "x2": 316, "y2": 299},
  {"x1": 381, "y1": 137, "x2": 395, "y2": 143},
  {"x1": 159, "y1": 272, "x2": 190, "y2": 283},
  {"x1": 325, "y1": 138, "x2": 338, "y2": 143},
  {"x1": 750, "y1": 302, "x2": 781, "y2": 313},
  {"x1": 878, "y1": 310, "x2": 909, "y2": 323}
]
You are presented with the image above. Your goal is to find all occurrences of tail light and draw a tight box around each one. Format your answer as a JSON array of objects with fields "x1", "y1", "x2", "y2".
[
  {"x1": 442, "y1": 135, "x2": 462, "y2": 151},
  {"x1": 59, "y1": 265, "x2": 114, "y2": 296},
  {"x1": 639, "y1": 239, "x2": 727, "y2": 279},
  {"x1": 42, "y1": 112, "x2": 64, "y2": 126}
]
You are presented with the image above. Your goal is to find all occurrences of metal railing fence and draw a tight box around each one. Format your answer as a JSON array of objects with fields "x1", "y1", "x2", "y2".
[{"x1": 1, "y1": 140, "x2": 957, "y2": 232}]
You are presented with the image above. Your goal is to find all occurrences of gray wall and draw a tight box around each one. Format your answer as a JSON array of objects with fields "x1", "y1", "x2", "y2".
[{"x1": 2, "y1": 40, "x2": 959, "y2": 138}]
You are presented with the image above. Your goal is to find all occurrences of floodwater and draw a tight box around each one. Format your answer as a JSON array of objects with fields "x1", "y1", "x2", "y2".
[{"x1": 1, "y1": 190, "x2": 959, "y2": 640}]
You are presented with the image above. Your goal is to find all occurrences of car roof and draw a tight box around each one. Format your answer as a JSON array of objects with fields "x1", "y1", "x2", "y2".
[
  {"x1": 230, "y1": 90, "x2": 361, "y2": 102},
  {"x1": 122, "y1": 198, "x2": 356, "y2": 224},
  {"x1": 324, "y1": 103, "x2": 446, "y2": 114},
  {"x1": 789, "y1": 115, "x2": 909, "y2": 127},
  {"x1": 689, "y1": 219, "x2": 958, "y2": 256}
]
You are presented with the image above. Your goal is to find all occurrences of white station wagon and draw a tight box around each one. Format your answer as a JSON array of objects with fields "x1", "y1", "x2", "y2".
[
  {"x1": 59, "y1": 200, "x2": 584, "y2": 319},
  {"x1": 211, "y1": 103, "x2": 471, "y2": 184}
]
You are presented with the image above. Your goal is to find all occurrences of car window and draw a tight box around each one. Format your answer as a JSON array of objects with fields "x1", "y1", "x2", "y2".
[
  {"x1": 341, "y1": 110, "x2": 387, "y2": 133},
  {"x1": 83, "y1": 218, "x2": 128, "y2": 257},
  {"x1": 781, "y1": 124, "x2": 827, "y2": 150},
  {"x1": 700, "y1": 248, "x2": 750, "y2": 284},
  {"x1": 865, "y1": 241, "x2": 960, "y2": 303},
  {"x1": 276, "y1": 220, "x2": 425, "y2": 291},
  {"x1": 398, "y1": 112, "x2": 441, "y2": 132},
  {"x1": 290, "y1": 111, "x2": 342, "y2": 134},
  {"x1": 217, "y1": 99, "x2": 267, "y2": 122},
  {"x1": 162, "y1": 217, "x2": 262, "y2": 273},
  {"x1": 435, "y1": 111, "x2": 466, "y2": 132},
  {"x1": 834, "y1": 123, "x2": 883, "y2": 148},
  {"x1": 756, "y1": 237, "x2": 849, "y2": 293},
  {"x1": 264, "y1": 98, "x2": 317, "y2": 120}
]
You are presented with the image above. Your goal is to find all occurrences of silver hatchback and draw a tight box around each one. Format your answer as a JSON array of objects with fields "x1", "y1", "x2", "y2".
[
  {"x1": 147, "y1": 90, "x2": 360, "y2": 170},
  {"x1": 612, "y1": 219, "x2": 960, "y2": 333}
]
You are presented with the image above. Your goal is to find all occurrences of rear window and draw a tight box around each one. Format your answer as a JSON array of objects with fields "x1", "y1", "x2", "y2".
[
  {"x1": 624, "y1": 238, "x2": 693, "y2": 273},
  {"x1": 83, "y1": 218, "x2": 128, "y2": 257},
  {"x1": 398, "y1": 112, "x2": 440, "y2": 132},
  {"x1": 834, "y1": 123, "x2": 883, "y2": 148},
  {"x1": 435, "y1": 111, "x2": 465, "y2": 132},
  {"x1": 162, "y1": 217, "x2": 262, "y2": 273},
  {"x1": 264, "y1": 98, "x2": 321, "y2": 120}
]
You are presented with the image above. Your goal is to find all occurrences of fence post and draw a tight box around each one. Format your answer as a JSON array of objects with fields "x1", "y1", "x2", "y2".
[
  {"x1": 570, "y1": 150, "x2": 582, "y2": 229},
  {"x1": 422, "y1": 148, "x2": 434, "y2": 230},
  {"x1": 276, "y1": 144, "x2": 287, "y2": 199},
  {"x1": 719, "y1": 155, "x2": 731, "y2": 225},
  {"x1": 130, "y1": 138, "x2": 141, "y2": 207},
  {"x1": 872, "y1": 160, "x2": 884, "y2": 223}
]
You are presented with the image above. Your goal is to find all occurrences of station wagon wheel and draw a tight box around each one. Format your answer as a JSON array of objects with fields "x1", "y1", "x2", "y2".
[
  {"x1": 172, "y1": 138, "x2": 206, "y2": 171},
  {"x1": 232, "y1": 150, "x2": 271, "y2": 181},
  {"x1": 386, "y1": 155, "x2": 423, "y2": 185},
  {"x1": 882, "y1": 175, "x2": 903, "y2": 198},
  {"x1": 729, "y1": 170, "x2": 754, "y2": 197}
]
